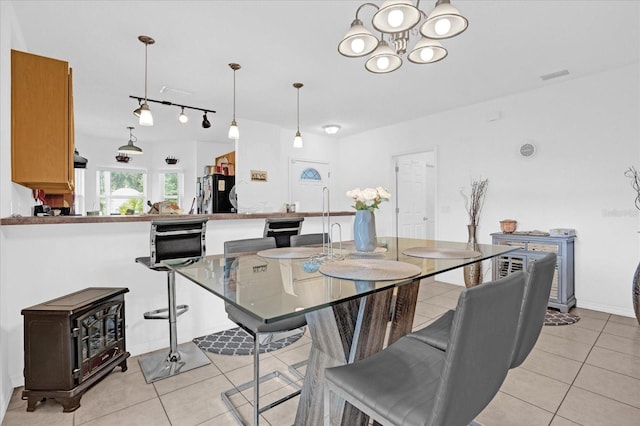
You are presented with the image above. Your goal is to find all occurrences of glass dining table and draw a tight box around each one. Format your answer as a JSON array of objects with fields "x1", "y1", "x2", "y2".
[{"x1": 165, "y1": 237, "x2": 517, "y2": 425}]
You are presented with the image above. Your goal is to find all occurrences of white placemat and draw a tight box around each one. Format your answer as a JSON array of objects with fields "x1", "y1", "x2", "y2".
[
  {"x1": 257, "y1": 247, "x2": 323, "y2": 259},
  {"x1": 402, "y1": 247, "x2": 482, "y2": 259},
  {"x1": 319, "y1": 259, "x2": 421, "y2": 281},
  {"x1": 334, "y1": 242, "x2": 388, "y2": 255}
]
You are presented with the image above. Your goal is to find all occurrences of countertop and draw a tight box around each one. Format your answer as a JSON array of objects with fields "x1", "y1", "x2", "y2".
[{"x1": 0, "y1": 211, "x2": 355, "y2": 226}]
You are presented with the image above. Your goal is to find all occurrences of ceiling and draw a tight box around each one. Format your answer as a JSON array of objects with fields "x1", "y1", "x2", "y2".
[{"x1": 10, "y1": 1, "x2": 640, "y2": 147}]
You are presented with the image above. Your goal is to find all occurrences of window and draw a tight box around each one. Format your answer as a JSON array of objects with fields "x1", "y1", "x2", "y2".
[
  {"x1": 300, "y1": 167, "x2": 322, "y2": 181},
  {"x1": 97, "y1": 169, "x2": 147, "y2": 215},
  {"x1": 74, "y1": 169, "x2": 86, "y2": 215},
  {"x1": 161, "y1": 171, "x2": 183, "y2": 207}
]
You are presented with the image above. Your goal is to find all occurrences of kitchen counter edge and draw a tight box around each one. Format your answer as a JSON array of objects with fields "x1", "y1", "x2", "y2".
[{"x1": 0, "y1": 211, "x2": 355, "y2": 226}]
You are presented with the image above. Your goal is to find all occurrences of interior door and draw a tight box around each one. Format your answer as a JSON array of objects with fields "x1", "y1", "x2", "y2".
[
  {"x1": 289, "y1": 159, "x2": 330, "y2": 212},
  {"x1": 394, "y1": 151, "x2": 435, "y2": 239}
]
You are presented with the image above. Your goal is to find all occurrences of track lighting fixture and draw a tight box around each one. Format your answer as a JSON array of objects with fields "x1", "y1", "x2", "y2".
[
  {"x1": 338, "y1": 0, "x2": 468, "y2": 73},
  {"x1": 129, "y1": 95, "x2": 215, "y2": 127},
  {"x1": 293, "y1": 83, "x2": 303, "y2": 148},
  {"x1": 118, "y1": 126, "x2": 143, "y2": 155},
  {"x1": 228, "y1": 63, "x2": 241, "y2": 140},
  {"x1": 134, "y1": 35, "x2": 154, "y2": 125},
  {"x1": 202, "y1": 112, "x2": 211, "y2": 129}
]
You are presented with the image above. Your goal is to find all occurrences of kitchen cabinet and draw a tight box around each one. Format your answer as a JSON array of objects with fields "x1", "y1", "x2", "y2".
[
  {"x1": 491, "y1": 233, "x2": 576, "y2": 312},
  {"x1": 11, "y1": 49, "x2": 75, "y2": 193}
]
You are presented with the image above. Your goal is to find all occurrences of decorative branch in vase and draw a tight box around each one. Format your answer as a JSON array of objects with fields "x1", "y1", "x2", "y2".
[
  {"x1": 460, "y1": 178, "x2": 488, "y2": 287},
  {"x1": 346, "y1": 187, "x2": 391, "y2": 252},
  {"x1": 624, "y1": 166, "x2": 640, "y2": 324}
]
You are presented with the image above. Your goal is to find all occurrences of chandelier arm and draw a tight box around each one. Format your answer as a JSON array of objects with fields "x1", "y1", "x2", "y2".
[{"x1": 355, "y1": 2, "x2": 380, "y2": 20}]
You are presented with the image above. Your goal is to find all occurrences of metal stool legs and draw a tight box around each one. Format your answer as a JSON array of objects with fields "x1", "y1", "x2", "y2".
[
  {"x1": 221, "y1": 332, "x2": 302, "y2": 425},
  {"x1": 138, "y1": 270, "x2": 211, "y2": 383}
]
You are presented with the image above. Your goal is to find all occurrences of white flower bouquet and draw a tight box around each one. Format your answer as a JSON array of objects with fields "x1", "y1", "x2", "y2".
[{"x1": 346, "y1": 187, "x2": 391, "y2": 211}]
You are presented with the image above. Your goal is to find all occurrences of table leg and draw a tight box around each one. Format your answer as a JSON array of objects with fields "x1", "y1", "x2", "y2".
[
  {"x1": 388, "y1": 278, "x2": 420, "y2": 345},
  {"x1": 294, "y1": 286, "x2": 394, "y2": 425}
]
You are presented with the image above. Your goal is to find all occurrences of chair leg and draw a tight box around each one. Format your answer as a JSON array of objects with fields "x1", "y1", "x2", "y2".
[
  {"x1": 221, "y1": 331, "x2": 303, "y2": 425},
  {"x1": 253, "y1": 336, "x2": 260, "y2": 425}
]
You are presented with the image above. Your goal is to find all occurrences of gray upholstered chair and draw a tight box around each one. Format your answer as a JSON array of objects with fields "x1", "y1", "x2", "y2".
[
  {"x1": 290, "y1": 232, "x2": 329, "y2": 247},
  {"x1": 407, "y1": 252, "x2": 556, "y2": 368},
  {"x1": 263, "y1": 217, "x2": 304, "y2": 247},
  {"x1": 221, "y1": 237, "x2": 307, "y2": 425},
  {"x1": 324, "y1": 271, "x2": 526, "y2": 426}
]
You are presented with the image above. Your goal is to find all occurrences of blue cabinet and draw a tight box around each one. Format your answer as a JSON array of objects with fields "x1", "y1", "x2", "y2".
[{"x1": 491, "y1": 233, "x2": 576, "y2": 312}]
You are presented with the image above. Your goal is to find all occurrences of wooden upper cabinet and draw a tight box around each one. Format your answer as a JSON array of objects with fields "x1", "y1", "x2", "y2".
[{"x1": 11, "y1": 50, "x2": 75, "y2": 193}]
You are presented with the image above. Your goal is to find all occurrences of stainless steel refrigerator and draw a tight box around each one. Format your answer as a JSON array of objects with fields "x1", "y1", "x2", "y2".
[{"x1": 197, "y1": 174, "x2": 235, "y2": 214}]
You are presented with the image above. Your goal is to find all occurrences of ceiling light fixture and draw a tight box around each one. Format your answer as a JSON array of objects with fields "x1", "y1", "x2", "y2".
[
  {"x1": 178, "y1": 107, "x2": 189, "y2": 124},
  {"x1": 228, "y1": 63, "x2": 241, "y2": 140},
  {"x1": 338, "y1": 0, "x2": 467, "y2": 73},
  {"x1": 118, "y1": 126, "x2": 143, "y2": 155},
  {"x1": 134, "y1": 35, "x2": 155, "y2": 126},
  {"x1": 293, "y1": 83, "x2": 303, "y2": 148},
  {"x1": 323, "y1": 124, "x2": 341, "y2": 135},
  {"x1": 129, "y1": 95, "x2": 215, "y2": 126},
  {"x1": 202, "y1": 112, "x2": 211, "y2": 129}
]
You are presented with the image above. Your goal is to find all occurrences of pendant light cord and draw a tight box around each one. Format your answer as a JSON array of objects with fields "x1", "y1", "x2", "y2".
[
  {"x1": 144, "y1": 42, "x2": 148, "y2": 102},
  {"x1": 233, "y1": 69, "x2": 236, "y2": 120},
  {"x1": 296, "y1": 86, "x2": 300, "y2": 132}
]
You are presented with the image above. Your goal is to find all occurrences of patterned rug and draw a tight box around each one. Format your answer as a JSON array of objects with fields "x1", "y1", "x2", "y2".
[
  {"x1": 193, "y1": 327, "x2": 304, "y2": 356},
  {"x1": 544, "y1": 309, "x2": 580, "y2": 326}
]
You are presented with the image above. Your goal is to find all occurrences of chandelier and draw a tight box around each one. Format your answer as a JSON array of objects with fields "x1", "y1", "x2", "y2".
[{"x1": 338, "y1": 0, "x2": 468, "y2": 73}]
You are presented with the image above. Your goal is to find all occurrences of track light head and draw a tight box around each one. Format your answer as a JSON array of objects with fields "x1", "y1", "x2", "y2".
[
  {"x1": 178, "y1": 107, "x2": 189, "y2": 124},
  {"x1": 202, "y1": 112, "x2": 211, "y2": 128}
]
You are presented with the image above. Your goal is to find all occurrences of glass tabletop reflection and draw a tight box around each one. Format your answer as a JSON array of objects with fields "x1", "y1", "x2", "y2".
[{"x1": 164, "y1": 237, "x2": 517, "y2": 324}]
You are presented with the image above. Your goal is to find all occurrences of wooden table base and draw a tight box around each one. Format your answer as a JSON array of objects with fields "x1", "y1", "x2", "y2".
[{"x1": 294, "y1": 278, "x2": 420, "y2": 425}]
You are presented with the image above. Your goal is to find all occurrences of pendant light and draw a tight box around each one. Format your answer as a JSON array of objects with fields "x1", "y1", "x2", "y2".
[
  {"x1": 118, "y1": 126, "x2": 143, "y2": 155},
  {"x1": 293, "y1": 83, "x2": 303, "y2": 148},
  {"x1": 133, "y1": 35, "x2": 154, "y2": 126},
  {"x1": 228, "y1": 63, "x2": 241, "y2": 140}
]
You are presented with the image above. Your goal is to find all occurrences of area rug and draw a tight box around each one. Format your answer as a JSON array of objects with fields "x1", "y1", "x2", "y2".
[
  {"x1": 544, "y1": 309, "x2": 580, "y2": 326},
  {"x1": 193, "y1": 327, "x2": 304, "y2": 356}
]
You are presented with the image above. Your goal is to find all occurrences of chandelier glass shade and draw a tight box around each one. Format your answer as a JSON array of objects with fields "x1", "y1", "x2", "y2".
[{"x1": 338, "y1": 0, "x2": 467, "y2": 73}]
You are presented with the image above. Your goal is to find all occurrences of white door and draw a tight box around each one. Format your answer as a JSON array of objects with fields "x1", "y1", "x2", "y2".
[
  {"x1": 289, "y1": 159, "x2": 330, "y2": 212},
  {"x1": 394, "y1": 152, "x2": 435, "y2": 239}
]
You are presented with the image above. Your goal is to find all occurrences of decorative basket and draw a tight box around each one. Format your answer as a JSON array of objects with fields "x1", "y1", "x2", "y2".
[
  {"x1": 115, "y1": 154, "x2": 131, "y2": 163},
  {"x1": 500, "y1": 219, "x2": 517, "y2": 233},
  {"x1": 165, "y1": 156, "x2": 179, "y2": 165}
]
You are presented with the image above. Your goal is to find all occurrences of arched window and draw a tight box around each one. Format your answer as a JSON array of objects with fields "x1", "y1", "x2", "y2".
[{"x1": 300, "y1": 167, "x2": 321, "y2": 181}]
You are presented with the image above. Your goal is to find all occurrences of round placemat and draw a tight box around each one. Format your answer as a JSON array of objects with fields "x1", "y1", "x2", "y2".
[
  {"x1": 257, "y1": 247, "x2": 323, "y2": 259},
  {"x1": 336, "y1": 242, "x2": 388, "y2": 255},
  {"x1": 402, "y1": 246, "x2": 482, "y2": 259},
  {"x1": 319, "y1": 259, "x2": 421, "y2": 281}
]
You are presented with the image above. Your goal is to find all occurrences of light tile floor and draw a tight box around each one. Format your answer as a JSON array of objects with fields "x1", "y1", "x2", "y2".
[{"x1": 3, "y1": 281, "x2": 639, "y2": 426}]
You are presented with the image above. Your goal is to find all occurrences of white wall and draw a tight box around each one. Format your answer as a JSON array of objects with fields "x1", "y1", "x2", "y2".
[{"x1": 335, "y1": 64, "x2": 640, "y2": 317}]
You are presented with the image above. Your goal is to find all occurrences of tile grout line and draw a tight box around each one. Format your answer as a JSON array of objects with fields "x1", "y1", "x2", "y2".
[{"x1": 547, "y1": 313, "x2": 611, "y2": 425}]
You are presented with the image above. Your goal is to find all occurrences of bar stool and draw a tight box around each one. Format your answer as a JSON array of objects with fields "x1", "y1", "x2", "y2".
[
  {"x1": 135, "y1": 218, "x2": 211, "y2": 383},
  {"x1": 263, "y1": 217, "x2": 304, "y2": 247}
]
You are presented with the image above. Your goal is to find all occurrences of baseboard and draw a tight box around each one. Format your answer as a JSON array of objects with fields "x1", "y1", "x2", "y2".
[{"x1": 575, "y1": 301, "x2": 635, "y2": 318}]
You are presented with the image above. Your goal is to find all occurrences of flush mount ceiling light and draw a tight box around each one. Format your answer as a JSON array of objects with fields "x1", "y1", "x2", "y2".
[
  {"x1": 118, "y1": 126, "x2": 143, "y2": 155},
  {"x1": 323, "y1": 124, "x2": 342, "y2": 135},
  {"x1": 338, "y1": 0, "x2": 467, "y2": 73},
  {"x1": 293, "y1": 83, "x2": 304, "y2": 148},
  {"x1": 133, "y1": 35, "x2": 154, "y2": 126},
  {"x1": 228, "y1": 63, "x2": 241, "y2": 140}
]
